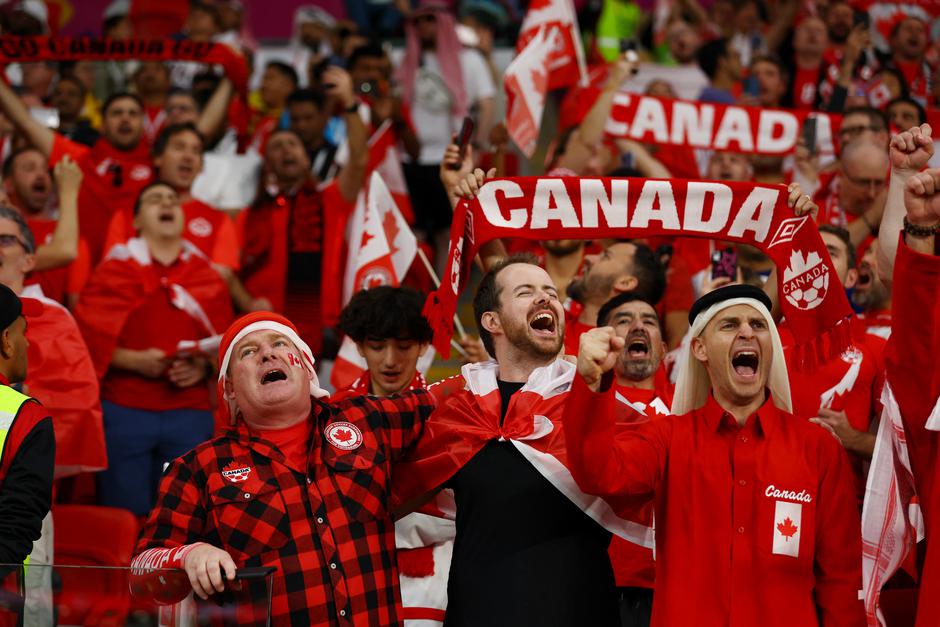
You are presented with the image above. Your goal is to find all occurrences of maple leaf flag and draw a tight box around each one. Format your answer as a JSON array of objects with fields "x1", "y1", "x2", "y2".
[
  {"x1": 505, "y1": 25, "x2": 555, "y2": 157},
  {"x1": 772, "y1": 501, "x2": 802, "y2": 557},
  {"x1": 333, "y1": 172, "x2": 426, "y2": 390},
  {"x1": 517, "y1": 0, "x2": 587, "y2": 91}
]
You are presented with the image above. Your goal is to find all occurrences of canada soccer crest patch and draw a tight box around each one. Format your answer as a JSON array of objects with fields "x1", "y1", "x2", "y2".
[
  {"x1": 222, "y1": 461, "x2": 252, "y2": 483},
  {"x1": 782, "y1": 249, "x2": 830, "y2": 311},
  {"x1": 325, "y1": 422, "x2": 363, "y2": 451}
]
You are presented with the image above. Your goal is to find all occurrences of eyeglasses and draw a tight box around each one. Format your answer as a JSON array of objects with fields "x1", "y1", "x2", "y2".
[
  {"x1": 843, "y1": 174, "x2": 886, "y2": 190},
  {"x1": 839, "y1": 125, "x2": 879, "y2": 138},
  {"x1": 0, "y1": 233, "x2": 29, "y2": 250}
]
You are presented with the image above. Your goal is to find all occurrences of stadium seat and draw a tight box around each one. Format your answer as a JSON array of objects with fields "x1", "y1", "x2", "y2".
[{"x1": 52, "y1": 505, "x2": 139, "y2": 627}]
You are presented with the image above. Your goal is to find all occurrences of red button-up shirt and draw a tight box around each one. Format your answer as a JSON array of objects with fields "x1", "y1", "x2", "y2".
[
  {"x1": 564, "y1": 375, "x2": 864, "y2": 627},
  {"x1": 133, "y1": 390, "x2": 435, "y2": 626}
]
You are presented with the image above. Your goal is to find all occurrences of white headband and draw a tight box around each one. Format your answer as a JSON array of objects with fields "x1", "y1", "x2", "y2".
[
  {"x1": 219, "y1": 320, "x2": 329, "y2": 404},
  {"x1": 671, "y1": 297, "x2": 791, "y2": 416}
]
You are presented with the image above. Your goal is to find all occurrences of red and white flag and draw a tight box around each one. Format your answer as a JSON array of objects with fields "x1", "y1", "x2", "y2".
[
  {"x1": 505, "y1": 25, "x2": 555, "y2": 157},
  {"x1": 368, "y1": 120, "x2": 415, "y2": 225},
  {"x1": 517, "y1": 0, "x2": 587, "y2": 91},
  {"x1": 333, "y1": 172, "x2": 422, "y2": 390}
]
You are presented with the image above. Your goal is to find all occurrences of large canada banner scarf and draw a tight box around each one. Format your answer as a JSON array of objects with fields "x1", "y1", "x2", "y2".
[
  {"x1": 0, "y1": 37, "x2": 248, "y2": 95},
  {"x1": 424, "y1": 177, "x2": 854, "y2": 368},
  {"x1": 604, "y1": 93, "x2": 842, "y2": 156}
]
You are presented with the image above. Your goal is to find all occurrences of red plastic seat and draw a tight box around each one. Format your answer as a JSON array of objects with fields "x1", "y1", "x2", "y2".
[{"x1": 52, "y1": 505, "x2": 139, "y2": 626}]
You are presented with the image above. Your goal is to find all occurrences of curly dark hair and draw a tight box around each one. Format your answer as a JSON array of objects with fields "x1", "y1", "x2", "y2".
[{"x1": 339, "y1": 286, "x2": 433, "y2": 343}]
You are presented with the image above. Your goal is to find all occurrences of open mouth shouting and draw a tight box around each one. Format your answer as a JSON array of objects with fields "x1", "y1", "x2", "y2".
[
  {"x1": 625, "y1": 332, "x2": 650, "y2": 359},
  {"x1": 260, "y1": 367, "x2": 288, "y2": 385},
  {"x1": 730, "y1": 347, "x2": 760, "y2": 384},
  {"x1": 529, "y1": 310, "x2": 557, "y2": 337}
]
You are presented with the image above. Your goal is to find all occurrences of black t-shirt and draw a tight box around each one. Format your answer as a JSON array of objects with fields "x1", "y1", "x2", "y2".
[{"x1": 444, "y1": 380, "x2": 619, "y2": 627}]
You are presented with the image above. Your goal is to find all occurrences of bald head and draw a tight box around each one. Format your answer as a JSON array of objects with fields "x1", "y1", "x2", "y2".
[{"x1": 839, "y1": 140, "x2": 888, "y2": 216}]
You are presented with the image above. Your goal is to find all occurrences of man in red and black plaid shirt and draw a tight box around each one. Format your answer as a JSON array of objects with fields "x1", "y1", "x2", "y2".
[{"x1": 130, "y1": 311, "x2": 436, "y2": 626}]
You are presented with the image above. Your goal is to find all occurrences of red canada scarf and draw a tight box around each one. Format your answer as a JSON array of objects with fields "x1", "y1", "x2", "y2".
[
  {"x1": 392, "y1": 359, "x2": 655, "y2": 548},
  {"x1": 425, "y1": 177, "x2": 854, "y2": 367},
  {"x1": 0, "y1": 37, "x2": 249, "y2": 95},
  {"x1": 604, "y1": 94, "x2": 841, "y2": 156}
]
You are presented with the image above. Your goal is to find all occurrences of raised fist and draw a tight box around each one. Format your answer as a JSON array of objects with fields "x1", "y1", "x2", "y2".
[
  {"x1": 890, "y1": 123, "x2": 933, "y2": 173},
  {"x1": 903, "y1": 168, "x2": 940, "y2": 227},
  {"x1": 577, "y1": 326, "x2": 624, "y2": 390}
]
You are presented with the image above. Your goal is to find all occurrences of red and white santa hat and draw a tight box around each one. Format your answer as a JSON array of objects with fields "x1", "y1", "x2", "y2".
[{"x1": 217, "y1": 311, "x2": 329, "y2": 424}]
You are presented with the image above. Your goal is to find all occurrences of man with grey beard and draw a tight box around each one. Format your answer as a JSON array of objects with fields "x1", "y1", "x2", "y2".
[
  {"x1": 852, "y1": 240, "x2": 892, "y2": 338},
  {"x1": 595, "y1": 292, "x2": 673, "y2": 627}
]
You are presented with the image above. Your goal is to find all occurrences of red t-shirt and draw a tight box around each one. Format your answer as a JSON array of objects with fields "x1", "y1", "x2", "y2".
[
  {"x1": 104, "y1": 198, "x2": 241, "y2": 269},
  {"x1": 49, "y1": 134, "x2": 154, "y2": 263},
  {"x1": 23, "y1": 218, "x2": 92, "y2": 304},
  {"x1": 101, "y1": 257, "x2": 214, "y2": 412}
]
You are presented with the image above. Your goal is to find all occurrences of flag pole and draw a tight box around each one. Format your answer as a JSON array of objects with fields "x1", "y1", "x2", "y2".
[{"x1": 417, "y1": 246, "x2": 468, "y2": 340}]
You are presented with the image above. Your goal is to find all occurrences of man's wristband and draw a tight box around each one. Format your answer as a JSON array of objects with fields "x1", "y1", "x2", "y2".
[
  {"x1": 344, "y1": 102, "x2": 360, "y2": 115},
  {"x1": 903, "y1": 215, "x2": 940, "y2": 238}
]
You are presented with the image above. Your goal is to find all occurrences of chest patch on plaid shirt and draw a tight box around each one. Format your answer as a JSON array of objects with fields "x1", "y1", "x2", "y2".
[
  {"x1": 325, "y1": 421, "x2": 363, "y2": 451},
  {"x1": 221, "y1": 461, "x2": 252, "y2": 483}
]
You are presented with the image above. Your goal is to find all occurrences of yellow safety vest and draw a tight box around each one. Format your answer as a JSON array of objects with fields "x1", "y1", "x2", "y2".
[{"x1": 0, "y1": 384, "x2": 36, "y2": 571}]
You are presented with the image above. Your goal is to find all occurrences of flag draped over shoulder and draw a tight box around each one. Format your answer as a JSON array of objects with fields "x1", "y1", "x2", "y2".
[
  {"x1": 73, "y1": 239, "x2": 232, "y2": 380},
  {"x1": 423, "y1": 177, "x2": 854, "y2": 368},
  {"x1": 21, "y1": 287, "x2": 106, "y2": 477},
  {"x1": 393, "y1": 359, "x2": 655, "y2": 548}
]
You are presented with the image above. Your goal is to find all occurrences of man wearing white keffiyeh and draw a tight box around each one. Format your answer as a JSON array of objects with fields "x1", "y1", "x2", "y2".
[{"x1": 566, "y1": 283, "x2": 865, "y2": 626}]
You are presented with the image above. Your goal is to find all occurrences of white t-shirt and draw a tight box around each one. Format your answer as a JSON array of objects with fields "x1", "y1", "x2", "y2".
[{"x1": 409, "y1": 48, "x2": 496, "y2": 164}]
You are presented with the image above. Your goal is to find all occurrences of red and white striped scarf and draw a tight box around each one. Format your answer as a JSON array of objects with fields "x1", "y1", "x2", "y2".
[{"x1": 861, "y1": 382, "x2": 931, "y2": 626}]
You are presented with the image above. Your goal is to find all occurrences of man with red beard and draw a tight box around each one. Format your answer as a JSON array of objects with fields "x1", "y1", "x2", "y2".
[
  {"x1": 394, "y1": 253, "x2": 653, "y2": 627},
  {"x1": 73, "y1": 182, "x2": 233, "y2": 515},
  {"x1": 596, "y1": 293, "x2": 672, "y2": 627},
  {"x1": 0, "y1": 81, "x2": 153, "y2": 262}
]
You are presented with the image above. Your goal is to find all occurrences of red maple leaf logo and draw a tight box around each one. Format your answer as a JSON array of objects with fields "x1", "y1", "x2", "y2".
[
  {"x1": 334, "y1": 428, "x2": 353, "y2": 442},
  {"x1": 777, "y1": 517, "x2": 798, "y2": 541},
  {"x1": 360, "y1": 230, "x2": 374, "y2": 249},
  {"x1": 381, "y1": 210, "x2": 400, "y2": 256}
]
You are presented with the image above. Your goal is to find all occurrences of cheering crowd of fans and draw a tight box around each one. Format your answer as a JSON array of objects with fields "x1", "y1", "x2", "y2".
[{"x1": 0, "y1": 0, "x2": 939, "y2": 625}]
